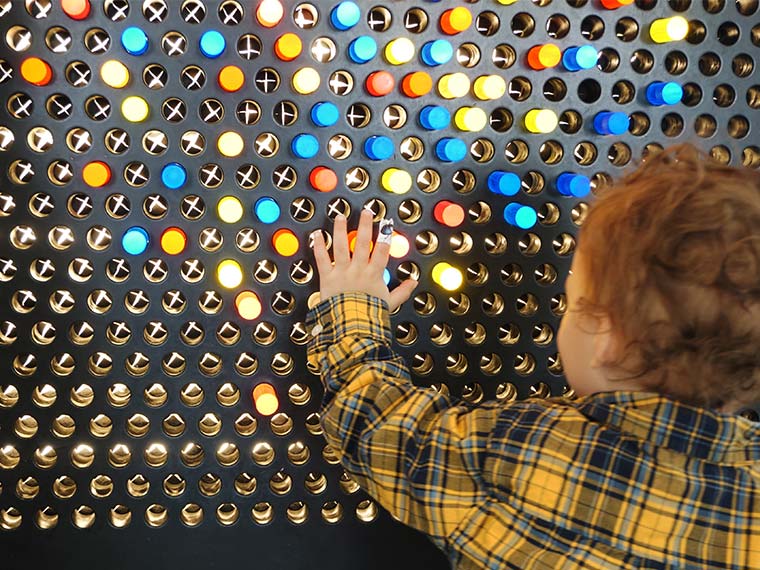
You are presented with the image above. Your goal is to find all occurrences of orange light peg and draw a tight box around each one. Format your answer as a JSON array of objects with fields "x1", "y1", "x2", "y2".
[
  {"x1": 61, "y1": 0, "x2": 91, "y2": 20},
  {"x1": 433, "y1": 200, "x2": 466, "y2": 228},
  {"x1": 527, "y1": 44, "x2": 562, "y2": 70},
  {"x1": 236, "y1": 291, "x2": 263, "y2": 320},
  {"x1": 401, "y1": 71, "x2": 433, "y2": 98},
  {"x1": 82, "y1": 161, "x2": 111, "y2": 187},
  {"x1": 256, "y1": 0, "x2": 284, "y2": 27},
  {"x1": 365, "y1": 70, "x2": 395, "y2": 96},
  {"x1": 440, "y1": 7, "x2": 472, "y2": 35},
  {"x1": 160, "y1": 227, "x2": 187, "y2": 255},
  {"x1": 20, "y1": 57, "x2": 52, "y2": 86},
  {"x1": 389, "y1": 233, "x2": 410, "y2": 258},
  {"x1": 253, "y1": 383, "x2": 279, "y2": 416},
  {"x1": 272, "y1": 228, "x2": 299, "y2": 256},
  {"x1": 218, "y1": 65, "x2": 245, "y2": 92},
  {"x1": 309, "y1": 166, "x2": 338, "y2": 192},
  {"x1": 275, "y1": 33, "x2": 302, "y2": 61},
  {"x1": 346, "y1": 230, "x2": 374, "y2": 254},
  {"x1": 600, "y1": 0, "x2": 634, "y2": 8}
]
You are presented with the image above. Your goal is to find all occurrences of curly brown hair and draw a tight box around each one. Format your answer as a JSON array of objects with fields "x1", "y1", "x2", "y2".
[{"x1": 576, "y1": 143, "x2": 760, "y2": 410}]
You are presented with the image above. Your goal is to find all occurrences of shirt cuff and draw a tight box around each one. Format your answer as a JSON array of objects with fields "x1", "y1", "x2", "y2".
[{"x1": 306, "y1": 292, "x2": 392, "y2": 368}]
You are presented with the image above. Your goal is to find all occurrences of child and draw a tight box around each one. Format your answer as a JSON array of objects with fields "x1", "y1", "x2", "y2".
[{"x1": 306, "y1": 143, "x2": 760, "y2": 569}]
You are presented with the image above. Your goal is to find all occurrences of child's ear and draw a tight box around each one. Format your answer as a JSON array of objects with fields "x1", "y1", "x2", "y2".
[{"x1": 590, "y1": 314, "x2": 619, "y2": 369}]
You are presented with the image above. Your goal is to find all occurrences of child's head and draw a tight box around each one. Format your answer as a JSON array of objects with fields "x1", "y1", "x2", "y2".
[{"x1": 557, "y1": 143, "x2": 760, "y2": 411}]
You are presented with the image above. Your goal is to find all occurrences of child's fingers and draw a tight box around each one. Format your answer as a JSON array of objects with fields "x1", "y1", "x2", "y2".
[
  {"x1": 369, "y1": 239, "x2": 391, "y2": 274},
  {"x1": 332, "y1": 214, "x2": 350, "y2": 267},
  {"x1": 370, "y1": 217, "x2": 393, "y2": 273},
  {"x1": 310, "y1": 230, "x2": 332, "y2": 276},
  {"x1": 388, "y1": 279, "x2": 419, "y2": 312},
  {"x1": 353, "y1": 208, "x2": 373, "y2": 264}
]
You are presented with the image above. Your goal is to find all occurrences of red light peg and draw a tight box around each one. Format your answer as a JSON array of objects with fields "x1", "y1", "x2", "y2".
[
  {"x1": 600, "y1": 0, "x2": 635, "y2": 8},
  {"x1": 433, "y1": 200, "x2": 466, "y2": 228},
  {"x1": 61, "y1": 0, "x2": 91, "y2": 20},
  {"x1": 365, "y1": 71, "x2": 395, "y2": 97},
  {"x1": 309, "y1": 166, "x2": 338, "y2": 192}
]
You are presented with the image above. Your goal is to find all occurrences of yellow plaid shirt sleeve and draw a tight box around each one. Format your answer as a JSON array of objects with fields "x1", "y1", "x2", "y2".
[{"x1": 306, "y1": 292, "x2": 760, "y2": 570}]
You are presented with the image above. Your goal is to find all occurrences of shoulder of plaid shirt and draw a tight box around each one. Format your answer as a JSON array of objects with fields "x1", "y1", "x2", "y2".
[{"x1": 305, "y1": 291, "x2": 760, "y2": 570}]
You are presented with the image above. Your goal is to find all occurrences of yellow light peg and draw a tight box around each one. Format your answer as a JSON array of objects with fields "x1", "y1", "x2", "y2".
[
  {"x1": 121, "y1": 96, "x2": 149, "y2": 122},
  {"x1": 389, "y1": 233, "x2": 410, "y2": 258},
  {"x1": 381, "y1": 168, "x2": 412, "y2": 194},
  {"x1": 524, "y1": 109, "x2": 558, "y2": 134},
  {"x1": 495, "y1": 0, "x2": 519, "y2": 4},
  {"x1": 236, "y1": 291, "x2": 262, "y2": 320},
  {"x1": 217, "y1": 259, "x2": 243, "y2": 289},
  {"x1": 384, "y1": 37, "x2": 415, "y2": 65},
  {"x1": 217, "y1": 131, "x2": 245, "y2": 157},
  {"x1": 437, "y1": 72, "x2": 470, "y2": 99},
  {"x1": 454, "y1": 107, "x2": 488, "y2": 132},
  {"x1": 100, "y1": 60, "x2": 130, "y2": 88},
  {"x1": 217, "y1": 196, "x2": 244, "y2": 224},
  {"x1": 473, "y1": 74, "x2": 506, "y2": 100},
  {"x1": 432, "y1": 262, "x2": 463, "y2": 291},
  {"x1": 649, "y1": 16, "x2": 688, "y2": 43},
  {"x1": 256, "y1": 0, "x2": 284, "y2": 28},
  {"x1": 292, "y1": 67, "x2": 320, "y2": 94}
]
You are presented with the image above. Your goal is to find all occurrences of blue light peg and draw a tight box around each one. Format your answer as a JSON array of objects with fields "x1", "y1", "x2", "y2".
[
  {"x1": 161, "y1": 163, "x2": 187, "y2": 190},
  {"x1": 199, "y1": 30, "x2": 226, "y2": 58},
  {"x1": 593, "y1": 111, "x2": 630, "y2": 135},
  {"x1": 122, "y1": 226, "x2": 150, "y2": 255},
  {"x1": 420, "y1": 40, "x2": 453, "y2": 66},
  {"x1": 310, "y1": 102, "x2": 340, "y2": 127},
  {"x1": 348, "y1": 36, "x2": 377, "y2": 63},
  {"x1": 487, "y1": 171, "x2": 521, "y2": 196},
  {"x1": 562, "y1": 45, "x2": 598, "y2": 71},
  {"x1": 435, "y1": 137, "x2": 467, "y2": 162},
  {"x1": 330, "y1": 1, "x2": 361, "y2": 30},
  {"x1": 419, "y1": 105, "x2": 450, "y2": 130},
  {"x1": 364, "y1": 136, "x2": 394, "y2": 160},
  {"x1": 556, "y1": 173, "x2": 591, "y2": 198},
  {"x1": 504, "y1": 203, "x2": 537, "y2": 229},
  {"x1": 646, "y1": 81, "x2": 683, "y2": 106},
  {"x1": 291, "y1": 134, "x2": 319, "y2": 159},
  {"x1": 121, "y1": 27, "x2": 148, "y2": 56},
  {"x1": 255, "y1": 197, "x2": 280, "y2": 224}
]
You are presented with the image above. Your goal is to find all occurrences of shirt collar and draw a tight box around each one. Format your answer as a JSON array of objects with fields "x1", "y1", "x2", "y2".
[{"x1": 574, "y1": 391, "x2": 760, "y2": 464}]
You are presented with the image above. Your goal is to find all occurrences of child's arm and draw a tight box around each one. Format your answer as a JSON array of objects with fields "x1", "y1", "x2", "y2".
[{"x1": 306, "y1": 290, "x2": 500, "y2": 553}]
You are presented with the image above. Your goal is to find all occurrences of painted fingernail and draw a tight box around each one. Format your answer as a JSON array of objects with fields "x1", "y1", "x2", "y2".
[{"x1": 377, "y1": 217, "x2": 394, "y2": 244}]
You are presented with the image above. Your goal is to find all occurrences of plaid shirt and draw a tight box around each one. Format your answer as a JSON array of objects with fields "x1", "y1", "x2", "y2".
[{"x1": 306, "y1": 292, "x2": 760, "y2": 570}]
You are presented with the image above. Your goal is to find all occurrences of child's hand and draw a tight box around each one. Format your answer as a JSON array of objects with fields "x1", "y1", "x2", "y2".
[{"x1": 311, "y1": 208, "x2": 419, "y2": 311}]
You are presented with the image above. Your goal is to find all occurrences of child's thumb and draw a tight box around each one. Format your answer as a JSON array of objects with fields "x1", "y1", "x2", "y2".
[{"x1": 389, "y1": 279, "x2": 419, "y2": 311}]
